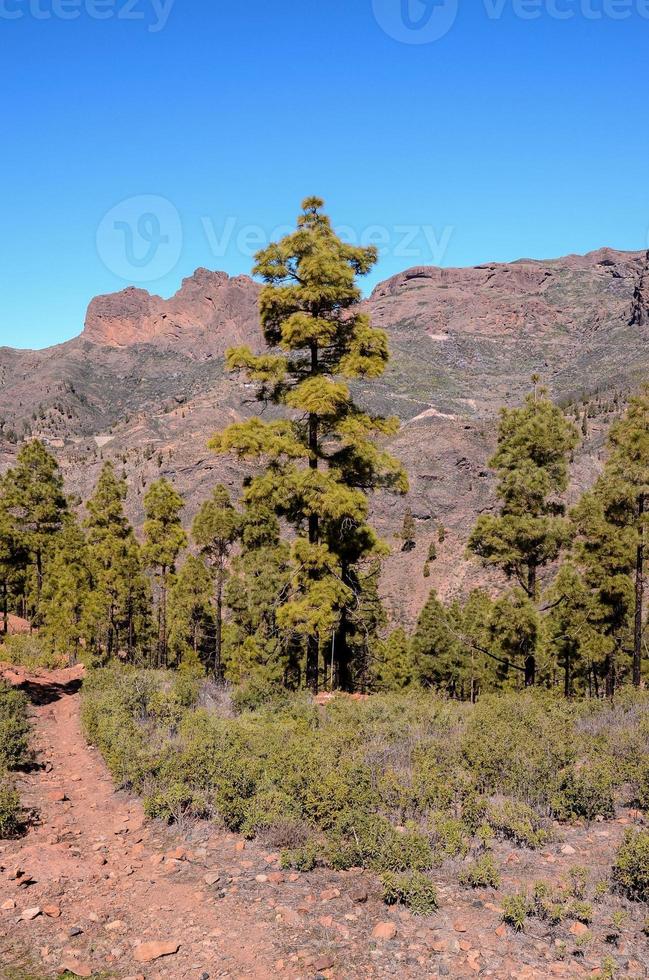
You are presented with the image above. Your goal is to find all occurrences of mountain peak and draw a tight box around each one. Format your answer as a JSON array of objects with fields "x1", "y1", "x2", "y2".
[{"x1": 82, "y1": 269, "x2": 260, "y2": 353}]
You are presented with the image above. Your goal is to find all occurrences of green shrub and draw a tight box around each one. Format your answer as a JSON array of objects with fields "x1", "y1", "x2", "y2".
[
  {"x1": 567, "y1": 900, "x2": 593, "y2": 924},
  {"x1": 280, "y1": 840, "x2": 319, "y2": 872},
  {"x1": 462, "y1": 692, "x2": 575, "y2": 809},
  {"x1": 459, "y1": 854, "x2": 501, "y2": 889},
  {"x1": 502, "y1": 893, "x2": 530, "y2": 931},
  {"x1": 612, "y1": 829, "x2": 649, "y2": 902},
  {"x1": 487, "y1": 799, "x2": 549, "y2": 849},
  {"x1": 0, "y1": 683, "x2": 30, "y2": 770},
  {"x1": 430, "y1": 815, "x2": 470, "y2": 860},
  {"x1": 381, "y1": 870, "x2": 438, "y2": 915},
  {"x1": 552, "y1": 763, "x2": 615, "y2": 822},
  {"x1": 0, "y1": 633, "x2": 65, "y2": 670},
  {"x1": 0, "y1": 778, "x2": 22, "y2": 838}
]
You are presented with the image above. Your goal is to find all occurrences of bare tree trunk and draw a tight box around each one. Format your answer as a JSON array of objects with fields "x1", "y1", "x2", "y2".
[
  {"x1": 215, "y1": 564, "x2": 223, "y2": 680},
  {"x1": 2, "y1": 580, "x2": 7, "y2": 635},
  {"x1": 305, "y1": 341, "x2": 320, "y2": 694},
  {"x1": 525, "y1": 561, "x2": 538, "y2": 687},
  {"x1": 633, "y1": 493, "x2": 644, "y2": 688}
]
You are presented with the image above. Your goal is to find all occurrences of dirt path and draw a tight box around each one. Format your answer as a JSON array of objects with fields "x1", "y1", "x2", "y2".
[
  {"x1": 1, "y1": 668, "x2": 648, "y2": 980},
  {"x1": 0, "y1": 667, "x2": 277, "y2": 979}
]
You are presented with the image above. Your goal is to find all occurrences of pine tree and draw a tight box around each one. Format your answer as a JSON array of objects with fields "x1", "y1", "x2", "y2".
[
  {"x1": 192, "y1": 485, "x2": 240, "y2": 679},
  {"x1": 85, "y1": 462, "x2": 149, "y2": 660},
  {"x1": 569, "y1": 475, "x2": 636, "y2": 696},
  {"x1": 400, "y1": 507, "x2": 416, "y2": 552},
  {"x1": 604, "y1": 389, "x2": 649, "y2": 687},
  {"x1": 210, "y1": 197, "x2": 407, "y2": 692},
  {"x1": 2, "y1": 440, "x2": 68, "y2": 622},
  {"x1": 373, "y1": 627, "x2": 414, "y2": 691},
  {"x1": 411, "y1": 590, "x2": 462, "y2": 694},
  {"x1": 143, "y1": 478, "x2": 187, "y2": 667},
  {"x1": 224, "y1": 505, "x2": 297, "y2": 691},
  {"x1": 468, "y1": 385, "x2": 579, "y2": 685},
  {"x1": 168, "y1": 554, "x2": 215, "y2": 672},
  {"x1": 0, "y1": 484, "x2": 26, "y2": 633},
  {"x1": 40, "y1": 518, "x2": 93, "y2": 665}
]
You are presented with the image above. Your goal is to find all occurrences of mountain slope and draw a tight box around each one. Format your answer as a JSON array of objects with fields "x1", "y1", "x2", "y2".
[{"x1": 2, "y1": 248, "x2": 648, "y2": 621}]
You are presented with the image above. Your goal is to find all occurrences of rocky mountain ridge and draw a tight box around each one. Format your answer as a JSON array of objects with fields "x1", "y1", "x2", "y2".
[{"x1": 2, "y1": 247, "x2": 648, "y2": 622}]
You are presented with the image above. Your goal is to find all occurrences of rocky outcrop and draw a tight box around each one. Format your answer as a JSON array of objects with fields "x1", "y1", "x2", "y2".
[
  {"x1": 629, "y1": 250, "x2": 649, "y2": 326},
  {"x1": 83, "y1": 269, "x2": 261, "y2": 356}
]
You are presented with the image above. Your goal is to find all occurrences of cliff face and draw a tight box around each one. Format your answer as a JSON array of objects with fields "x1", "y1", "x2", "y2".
[
  {"x1": 82, "y1": 269, "x2": 261, "y2": 354},
  {"x1": 2, "y1": 247, "x2": 649, "y2": 622}
]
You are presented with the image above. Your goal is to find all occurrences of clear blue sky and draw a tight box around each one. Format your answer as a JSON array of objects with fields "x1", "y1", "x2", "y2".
[{"x1": 2, "y1": 0, "x2": 648, "y2": 349}]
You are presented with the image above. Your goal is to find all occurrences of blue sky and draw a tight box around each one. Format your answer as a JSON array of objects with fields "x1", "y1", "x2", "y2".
[{"x1": 1, "y1": 0, "x2": 648, "y2": 349}]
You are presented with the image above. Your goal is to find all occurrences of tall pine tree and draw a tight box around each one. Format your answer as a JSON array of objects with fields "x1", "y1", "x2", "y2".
[
  {"x1": 210, "y1": 197, "x2": 407, "y2": 691},
  {"x1": 2, "y1": 440, "x2": 68, "y2": 623},
  {"x1": 143, "y1": 478, "x2": 187, "y2": 667},
  {"x1": 468, "y1": 385, "x2": 579, "y2": 685},
  {"x1": 192, "y1": 485, "x2": 240, "y2": 679},
  {"x1": 85, "y1": 463, "x2": 149, "y2": 660}
]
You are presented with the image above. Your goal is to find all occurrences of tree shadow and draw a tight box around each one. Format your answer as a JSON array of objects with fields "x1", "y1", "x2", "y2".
[{"x1": 14, "y1": 676, "x2": 82, "y2": 707}]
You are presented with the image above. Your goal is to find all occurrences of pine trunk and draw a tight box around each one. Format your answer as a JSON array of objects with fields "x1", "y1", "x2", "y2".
[
  {"x1": 305, "y1": 341, "x2": 320, "y2": 693},
  {"x1": 633, "y1": 493, "x2": 644, "y2": 688},
  {"x1": 215, "y1": 564, "x2": 223, "y2": 680}
]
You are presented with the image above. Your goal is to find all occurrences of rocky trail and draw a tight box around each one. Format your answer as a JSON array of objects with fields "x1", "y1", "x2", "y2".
[{"x1": 1, "y1": 669, "x2": 648, "y2": 979}]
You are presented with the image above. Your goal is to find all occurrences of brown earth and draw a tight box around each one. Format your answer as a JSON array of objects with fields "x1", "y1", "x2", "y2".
[
  {"x1": 2, "y1": 248, "x2": 649, "y2": 621},
  {"x1": 1, "y1": 668, "x2": 648, "y2": 979}
]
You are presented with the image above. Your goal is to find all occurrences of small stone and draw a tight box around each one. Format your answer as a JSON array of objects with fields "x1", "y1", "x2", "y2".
[
  {"x1": 314, "y1": 954, "x2": 335, "y2": 970},
  {"x1": 234, "y1": 840, "x2": 246, "y2": 852},
  {"x1": 350, "y1": 886, "x2": 368, "y2": 903},
  {"x1": 43, "y1": 905, "x2": 61, "y2": 918},
  {"x1": 372, "y1": 921, "x2": 397, "y2": 941},
  {"x1": 68, "y1": 926, "x2": 84, "y2": 937},
  {"x1": 1, "y1": 899, "x2": 16, "y2": 911},
  {"x1": 21, "y1": 907, "x2": 41, "y2": 920},
  {"x1": 105, "y1": 920, "x2": 125, "y2": 931},
  {"x1": 255, "y1": 874, "x2": 268, "y2": 883},
  {"x1": 204, "y1": 873, "x2": 220, "y2": 886},
  {"x1": 46, "y1": 790, "x2": 67, "y2": 802},
  {"x1": 267, "y1": 871, "x2": 284, "y2": 884},
  {"x1": 561, "y1": 844, "x2": 576, "y2": 856},
  {"x1": 453, "y1": 920, "x2": 468, "y2": 933},
  {"x1": 320, "y1": 887, "x2": 340, "y2": 902},
  {"x1": 59, "y1": 960, "x2": 93, "y2": 978},
  {"x1": 570, "y1": 921, "x2": 589, "y2": 937},
  {"x1": 133, "y1": 940, "x2": 181, "y2": 963}
]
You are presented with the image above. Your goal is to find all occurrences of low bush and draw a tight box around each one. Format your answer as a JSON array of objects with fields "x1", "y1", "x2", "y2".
[
  {"x1": 381, "y1": 870, "x2": 438, "y2": 915},
  {"x1": 459, "y1": 854, "x2": 501, "y2": 889},
  {"x1": 80, "y1": 667, "x2": 649, "y2": 914},
  {"x1": 612, "y1": 829, "x2": 649, "y2": 902},
  {"x1": 552, "y1": 763, "x2": 615, "y2": 822},
  {"x1": 0, "y1": 778, "x2": 22, "y2": 838},
  {"x1": 0, "y1": 682, "x2": 30, "y2": 770},
  {"x1": 486, "y1": 799, "x2": 549, "y2": 849},
  {"x1": 0, "y1": 633, "x2": 66, "y2": 670},
  {"x1": 502, "y1": 893, "x2": 530, "y2": 931}
]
